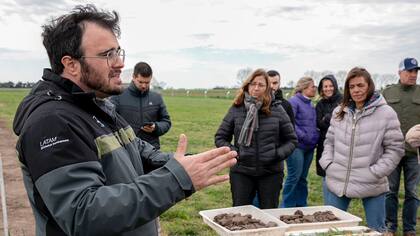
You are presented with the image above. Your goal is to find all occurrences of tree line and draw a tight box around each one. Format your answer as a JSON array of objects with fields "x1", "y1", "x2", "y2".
[
  {"x1": 236, "y1": 67, "x2": 399, "y2": 90},
  {"x1": 0, "y1": 81, "x2": 37, "y2": 88}
]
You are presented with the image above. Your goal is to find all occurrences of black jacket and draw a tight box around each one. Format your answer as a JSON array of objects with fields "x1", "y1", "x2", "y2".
[
  {"x1": 315, "y1": 75, "x2": 343, "y2": 177},
  {"x1": 13, "y1": 69, "x2": 193, "y2": 236},
  {"x1": 110, "y1": 82, "x2": 171, "y2": 149},
  {"x1": 215, "y1": 102, "x2": 297, "y2": 176},
  {"x1": 273, "y1": 89, "x2": 295, "y2": 126}
]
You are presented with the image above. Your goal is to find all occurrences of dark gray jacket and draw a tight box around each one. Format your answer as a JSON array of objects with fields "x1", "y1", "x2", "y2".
[
  {"x1": 111, "y1": 82, "x2": 171, "y2": 149},
  {"x1": 13, "y1": 69, "x2": 194, "y2": 236},
  {"x1": 215, "y1": 103, "x2": 297, "y2": 176}
]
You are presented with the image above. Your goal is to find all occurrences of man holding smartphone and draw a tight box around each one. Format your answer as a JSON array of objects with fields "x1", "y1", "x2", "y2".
[{"x1": 111, "y1": 62, "x2": 171, "y2": 150}]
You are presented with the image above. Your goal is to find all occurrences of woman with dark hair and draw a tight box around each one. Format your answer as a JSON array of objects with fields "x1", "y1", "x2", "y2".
[
  {"x1": 320, "y1": 67, "x2": 404, "y2": 232},
  {"x1": 315, "y1": 75, "x2": 343, "y2": 204},
  {"x1": 281, "y1": 76, "x2": 319, "y2": 208},
  {"x1": 215, "y1": 68, "x2": 297, "y2": 209}
]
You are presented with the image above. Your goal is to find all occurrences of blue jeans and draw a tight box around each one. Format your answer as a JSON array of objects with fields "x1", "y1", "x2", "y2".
[
  {"x1": 326, "y1": 188, "x2": 387, "y2": 232},
  {"x1": 322, "y1": 177, "x2": 329, "y2": 205},
  {"x1": 281, "y1": 148, "x2": 314, "y2": 207},
  {"x1": 385, "y1": 155, "x2": 420, "y2": 233}
]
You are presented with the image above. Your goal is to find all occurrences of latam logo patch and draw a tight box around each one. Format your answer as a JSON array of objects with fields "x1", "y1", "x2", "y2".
[{"x1": 40, "y1": 137, "x2": 70, "y2": 150}]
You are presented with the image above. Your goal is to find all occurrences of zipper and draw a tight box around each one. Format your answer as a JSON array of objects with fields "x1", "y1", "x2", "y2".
[
  {"x1": 343, "y1": 112, "x2": 358, "y2": 196},
  {"x1": 255, "y1": 119, "x2": 259, "y2": 175}
]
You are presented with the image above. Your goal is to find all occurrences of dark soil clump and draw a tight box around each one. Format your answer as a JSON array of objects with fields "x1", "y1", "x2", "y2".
[
  {"x1": 280, "y1": 210, "x2": 339, "y2": 224},
  {"x1": 214, "y1": 213, "x2": 278, "y2": 231}
]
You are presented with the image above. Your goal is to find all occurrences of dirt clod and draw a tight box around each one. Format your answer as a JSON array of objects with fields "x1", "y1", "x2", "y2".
[
  {"x1": 214, "y1": 213, "x2": 278, "y2": 231},
  {"x1": 280, "y1": 210, "x2": 339, "y2": 224}
]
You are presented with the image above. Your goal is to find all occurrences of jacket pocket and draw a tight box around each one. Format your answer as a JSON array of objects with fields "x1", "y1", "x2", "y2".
[{"x1": 412, "y1": 97, "x2": 420, "y2": 105}]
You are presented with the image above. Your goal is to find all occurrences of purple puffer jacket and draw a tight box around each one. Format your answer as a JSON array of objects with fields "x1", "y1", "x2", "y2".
[{"x1": 288, "y1": 92, "x2": 319, "y2": 150}]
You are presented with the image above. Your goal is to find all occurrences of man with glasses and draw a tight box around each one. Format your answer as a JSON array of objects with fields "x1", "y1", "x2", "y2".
[
  {"x1": 12, "y1": 5, "x2": 237, "y2": 235},
  {"x1": 111, "y1": 62, "x2": 171, "y2": 151},
  {"x1": 383, "y1": 58, "x2": 420, "y2": 236}
]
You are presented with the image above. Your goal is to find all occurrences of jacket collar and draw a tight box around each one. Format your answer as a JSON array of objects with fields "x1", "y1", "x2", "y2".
[
  {"x1": 296, "y1": 92, "x2": 311, "y2": 103},
  {"x1": 128, "y1": 81, "x2": 149, "y2": 97},
  {"x1": 42, "y1": 68, "x2": 96, "y2": 100},
  {"x1": 344, "y1": 92, "x2": 385, "y2": 115},
  {"x1": 398, "y1": 80, "x2": 417, "y2": 91}
]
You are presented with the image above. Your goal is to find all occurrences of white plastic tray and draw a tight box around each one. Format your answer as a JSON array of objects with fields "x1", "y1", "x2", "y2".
[
  {"x1": 263, "y1": 205, "x2": 362, "y2": 232},
  {"x1": 199, "y1": 205, "x2": 288, "y2": 236},
  {"x1": 285, "y1": 226, "x2": 381, "y2": 236}
]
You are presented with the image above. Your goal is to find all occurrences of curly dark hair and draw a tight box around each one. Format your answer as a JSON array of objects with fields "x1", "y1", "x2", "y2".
[{"x1": 41, "y1": 4, "x2": 120, "y2": 74}]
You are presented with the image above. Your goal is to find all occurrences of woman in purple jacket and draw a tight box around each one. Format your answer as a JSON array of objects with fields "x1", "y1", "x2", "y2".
[{"x1": 281, "y1": 76, "x2": 319, "y2": 207}]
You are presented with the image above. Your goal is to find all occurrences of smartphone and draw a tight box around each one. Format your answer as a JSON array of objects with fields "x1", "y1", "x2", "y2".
[{"x1": 142, "y1": 122, "x2": 154, "y2": 128}]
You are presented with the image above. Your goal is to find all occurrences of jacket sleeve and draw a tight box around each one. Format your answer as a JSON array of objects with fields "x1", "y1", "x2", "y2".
[
  {"x1": 137, "y1": 137, "x2": 173, "y2": 169},
  {"x1": 289, "y1": 98, "x2": 309, "y2": 144},
  {"x1": 406, "y1": 124, "x2": 420, "y2": 148},
  {"x1": 316, "y1": 102, "x2": 331, "y2": 130},
  {"x1": 215, "y1": 107, "x2": 238, "y2": 152},
  {"x1": 369, "y1": 108, "x2": 405, "y2": 178},
  {"x1": 153, "y1": 96, "x2": 171, "y2": 136},
  {"x1": 21, "y1": 113, "x2": 193, "y2": 235},
  {"x1": 282, "y1": 101, "x2": 296, "y2": 126},
  {"x1": 275, "y1": 106, "x2": 298, "y2": 160},
  {"x1": 319, "y1": 109, "x2": 337, "y2": 170}
]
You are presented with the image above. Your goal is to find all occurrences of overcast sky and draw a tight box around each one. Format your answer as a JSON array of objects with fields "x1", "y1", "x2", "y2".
[{"x1": 1, "y1": 0, "x2": 419, "y2": 88}]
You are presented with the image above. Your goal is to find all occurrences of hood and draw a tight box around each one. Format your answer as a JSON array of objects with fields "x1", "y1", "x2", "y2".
[
  {"x1": 318, "y1": 74, "x2": 340, "y2": 96},
  {"x1": 13, "y1": 69, "x2": 94, "y2": 136},
  {"x1": 345, "y1": 91, "x2": 386, "y2": 114}
]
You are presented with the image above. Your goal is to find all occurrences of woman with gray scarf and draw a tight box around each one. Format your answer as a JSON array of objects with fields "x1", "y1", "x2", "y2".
[{"x1": 215, "y1": 69, "x2": 297, "y2": 209}]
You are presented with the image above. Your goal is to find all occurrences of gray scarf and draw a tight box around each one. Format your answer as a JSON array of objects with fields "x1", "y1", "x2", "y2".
[{"x1": 238, "y1": 92, "x2": 263, "y2": 147}]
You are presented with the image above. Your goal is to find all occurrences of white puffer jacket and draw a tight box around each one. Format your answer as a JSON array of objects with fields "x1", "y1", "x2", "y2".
[{"x1": 320, "y1": 94, "x2": 404, "y2": 198}]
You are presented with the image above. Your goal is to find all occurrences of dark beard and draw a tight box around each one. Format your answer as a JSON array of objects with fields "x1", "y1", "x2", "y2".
[{"x1": 80, "y1": 60, "x2": 122, "y2": 96}]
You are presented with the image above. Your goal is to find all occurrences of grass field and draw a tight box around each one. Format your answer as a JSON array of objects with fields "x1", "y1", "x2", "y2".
[{"x1": 0, "y1": 88, "x2": 418, "y2": 235}]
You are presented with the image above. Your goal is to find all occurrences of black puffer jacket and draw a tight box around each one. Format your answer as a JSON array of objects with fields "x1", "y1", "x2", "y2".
[
  {"x1": 110, "y1": 82, "x2": 171, "y2": 149},
  {"x1": 315, "y1": 75, "x2": 342, "y2": 176},
  {"x1": 215, "y1": 103, "x2": 297, "y2": 176},
  {"x1": 273, "y1": 89, "x2": 295, "y2": 125}
]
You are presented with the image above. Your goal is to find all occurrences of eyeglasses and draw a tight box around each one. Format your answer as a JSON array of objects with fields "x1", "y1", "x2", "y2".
[
  {"x1": 249, "y1": 82, "x2": 267, "y2": 88},
  {"x1": 81, "y1": 48, "x2": 125, "y2": 67}
]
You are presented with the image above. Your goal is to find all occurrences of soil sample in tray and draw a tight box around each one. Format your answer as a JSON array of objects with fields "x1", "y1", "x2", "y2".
[
  {"x1": 280, "y1": 210, "x2": 340, "y2": 224},
  {"x1": 213, "y1": 213, "x2": 278, "y2": 231}
]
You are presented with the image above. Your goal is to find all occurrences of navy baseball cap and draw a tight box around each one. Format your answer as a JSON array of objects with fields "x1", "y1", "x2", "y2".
[{"x1": 399, "y1": 58, "x2": 420, "y2": 71}]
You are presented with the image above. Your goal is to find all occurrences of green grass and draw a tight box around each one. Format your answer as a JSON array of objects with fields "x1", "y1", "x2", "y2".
[
  {"x1": 0, "y1": 88, "x2": 29, "y2": 128},
  {"x1": 0, "y1": 88, "x2": 418, "y2": 235}
]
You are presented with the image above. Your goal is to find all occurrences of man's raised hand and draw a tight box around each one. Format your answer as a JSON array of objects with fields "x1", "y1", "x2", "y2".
[{"x1": 174, "y1": 134, "x2": 237, "y2": 191}]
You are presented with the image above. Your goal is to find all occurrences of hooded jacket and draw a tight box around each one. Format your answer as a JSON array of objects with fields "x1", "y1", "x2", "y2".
[
  {"x1": 315, "y1": 75, "x2": 343, "y2": 176},
  {"x1": 110, "y1": 82, "x2": 171, "y2": 149},
  {"x1": 13, "y1": 69, "x2": 194, "y2": 236},
  {"x1": 320, "y1": 93, "x2": 404, "y2": 198}
]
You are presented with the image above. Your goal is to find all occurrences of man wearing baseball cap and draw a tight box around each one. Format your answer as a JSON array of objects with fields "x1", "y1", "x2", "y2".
[{"x1": 383, "y1": 57, "x2": 420, "y2": 236}]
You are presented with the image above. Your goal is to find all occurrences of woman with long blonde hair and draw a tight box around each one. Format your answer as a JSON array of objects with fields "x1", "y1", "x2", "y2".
[{"x1": 281, "y1": 76, "x2": 319, "y2": 207}]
